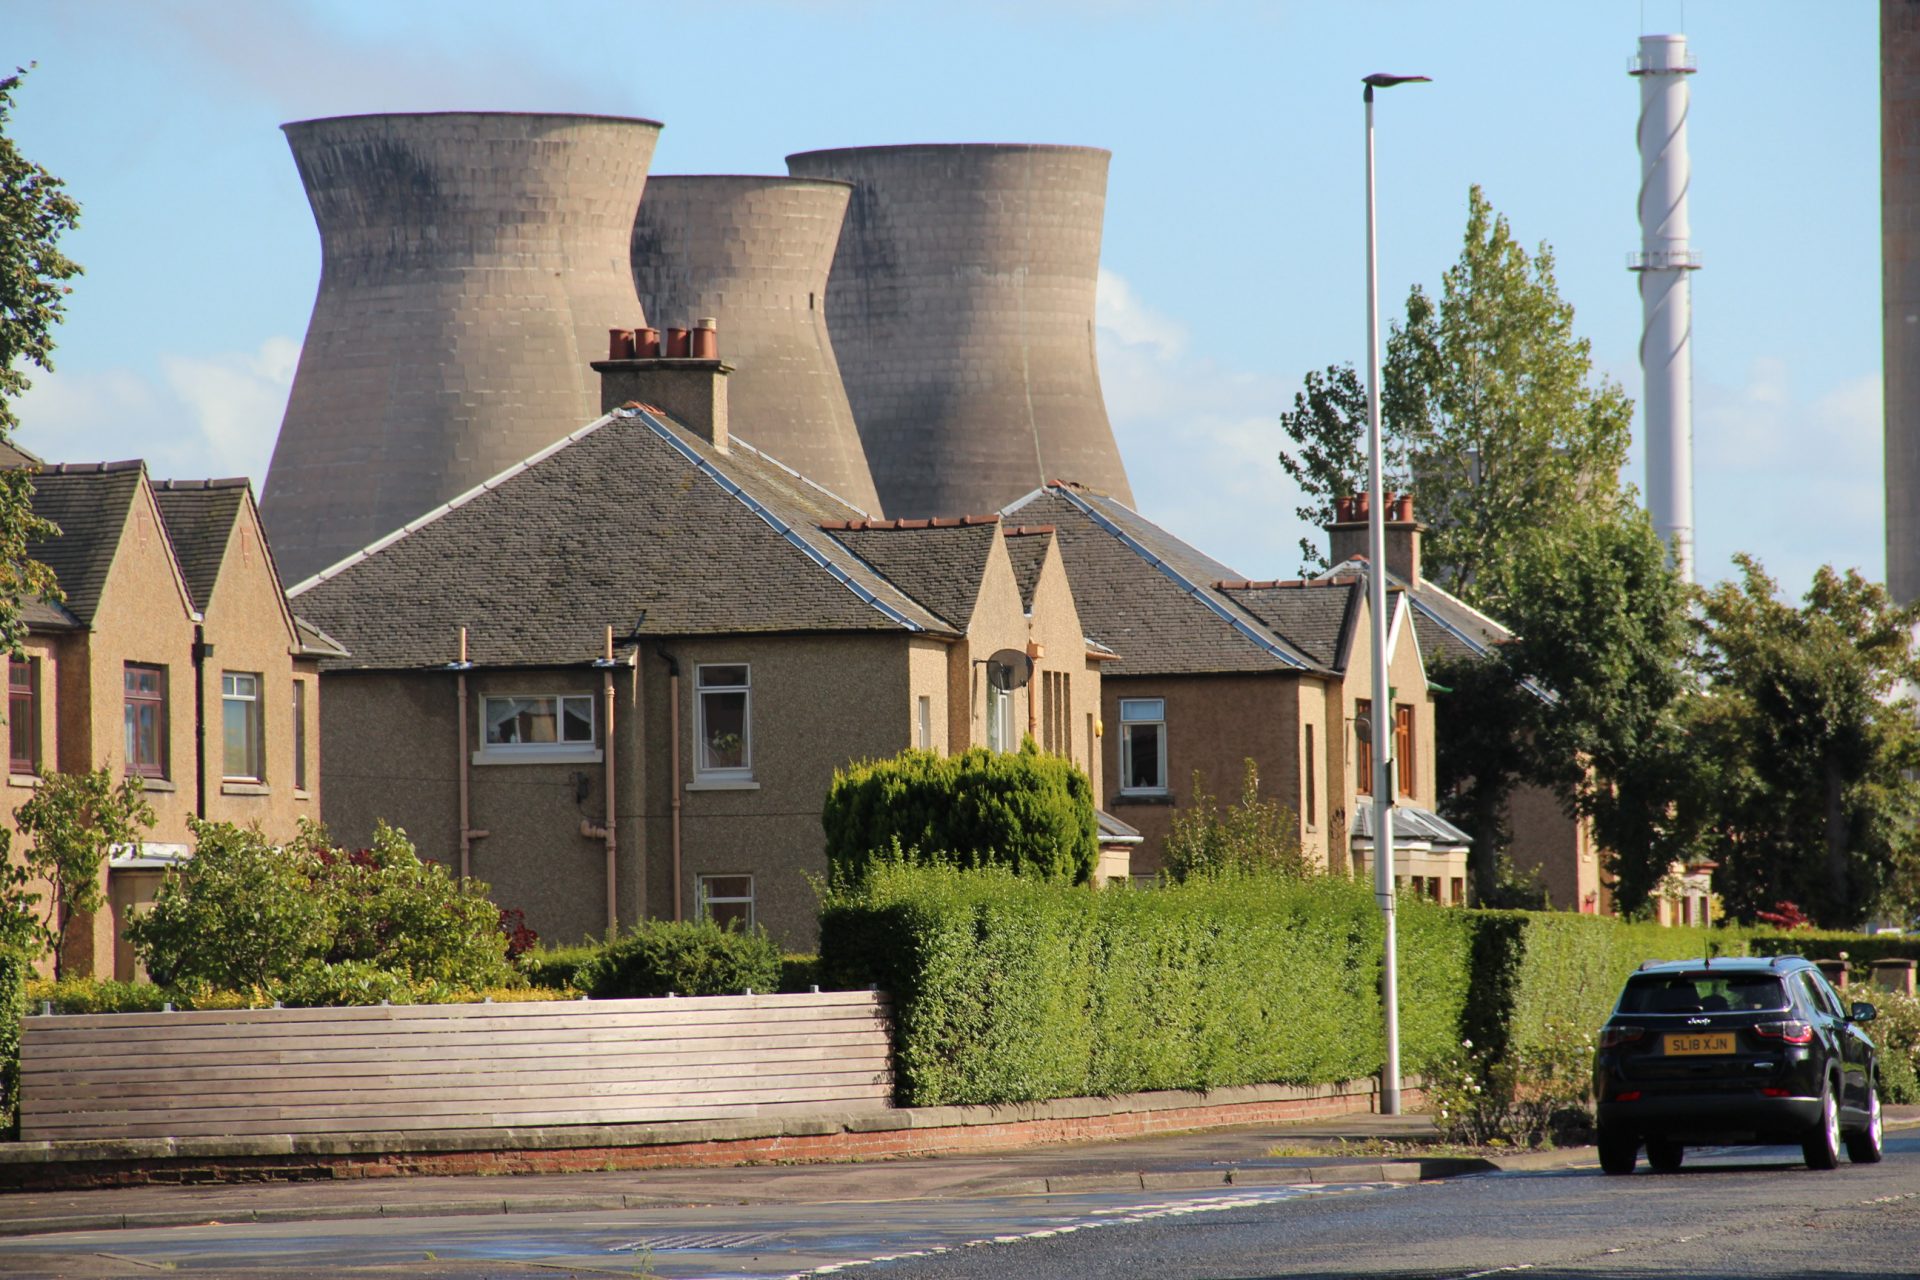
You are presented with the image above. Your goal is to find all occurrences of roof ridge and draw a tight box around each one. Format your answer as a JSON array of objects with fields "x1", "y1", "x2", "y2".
[
  {"x1": 726, "y1": 433, "x2": 876, "y2": 520},
  {"x1": 287, "y1": 414, "x2": 621, "y2": 597},
  {"x1": 155, "y1": 477, "x2": 252, "y2": 491},
  {"x1": 41, "y1": 459, "x2": 145, "y2": 476},
  {"x1": 630, "y1": 409, "x2": 927, "y2": 634},
  {"x1": 1002, "y1": 524, "x2": 1056, "y2": 537},
  {"x1": 819, "y1": 515, "x2": 1000, "y2": 531},
  {"x1": 1043, "y1": 483, "x2": 1312, "y2": 672}
]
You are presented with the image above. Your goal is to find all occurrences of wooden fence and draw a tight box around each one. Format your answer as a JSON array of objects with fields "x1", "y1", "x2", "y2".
[{"x1": 18, "y1": 991, "x2": 893, "y2": 1142}]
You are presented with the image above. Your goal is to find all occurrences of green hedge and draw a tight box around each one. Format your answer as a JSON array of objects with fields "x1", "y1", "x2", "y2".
[
  {"x1": 0, "y1": 948, "x2": 24, "y2": 1137},
  {"x1": 823, "y1": 745, "x2": 1097, "y2": 885},
  {"x1": 820, "y1": 866, "x2": 1383, "y2": 1106},
  {"x1": 575, "y1": 919, "x2": 782, "y2": 999},
  {"x1": 1744, "y1": 929, "x2": 1920, "y2": 980}
]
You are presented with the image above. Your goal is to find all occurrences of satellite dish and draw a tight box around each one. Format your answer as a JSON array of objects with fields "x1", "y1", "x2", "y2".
[{"x1": 987, "y1": 647, "x2": 1034, "y2": 689}]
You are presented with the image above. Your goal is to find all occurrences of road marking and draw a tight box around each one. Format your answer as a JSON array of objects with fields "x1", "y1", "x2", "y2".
[{"x1": 774, "y1": 1183, "x2": 1401, "y2": 1280}]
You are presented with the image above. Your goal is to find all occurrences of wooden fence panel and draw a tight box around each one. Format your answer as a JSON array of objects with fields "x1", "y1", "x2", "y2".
[{"x1": 19, "y1": 992, "x2": 894, "y2": 1141}]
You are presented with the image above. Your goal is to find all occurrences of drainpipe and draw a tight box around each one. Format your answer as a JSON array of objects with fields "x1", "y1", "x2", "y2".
[
  {"x1": 594, "y1": 626, "x2": 619, "y2": 936},
  {"x1": 190, "y1": 625, "x2": 210, "y2": 818},
  {"x1": 658, "y1": 646, "x2": 684, "y2": 922}
]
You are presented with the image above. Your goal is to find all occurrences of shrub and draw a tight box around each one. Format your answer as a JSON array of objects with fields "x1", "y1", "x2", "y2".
[
  {"x1": 520, "y1": 942, "x2": 600, "y2": 992},
  {"x1": 1428, "y1": 1023, "x2": 1595, "y2": 1148},
  {"x1": 2, "y1": 769, "x2": 154, "y2": 975},
  {"x1": 1871, "y1": 990, "x2": 1920, "y2": 1104},
  {"x1": 575, "y1": 919, "x2": 782, "y2": 999},
  {"x1": 127, "y1": 819, "x2": 516, "y2": 1000},
  {"x1": 820, "y1": 865, "x2": 1382, "y2": 1106},
  {"x1": 1163, "y1": 760, "x2": 1309, "y2": 882},
  {"x1": 0, "y1": 945, "x2": 24, "y2": 1136},
  {"x1": 822, "y1": 743, "x2": 1096, "y2": 886}
]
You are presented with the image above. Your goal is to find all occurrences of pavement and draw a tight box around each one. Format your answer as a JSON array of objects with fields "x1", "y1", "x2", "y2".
[{"x1": 12, "y1": 1105, "x2": 1915, "y2": 1241}]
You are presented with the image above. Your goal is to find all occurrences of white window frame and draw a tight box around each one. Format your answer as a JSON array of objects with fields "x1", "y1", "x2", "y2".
[
  {"x1": 695, "y1": 663, "x2": 753, "y2": 781},
  {"x1": 917, "y1": 695, "x2": 933, "y2": 751},
  {"x1": 475, "y1": 693, "x2": 600, "y2": 764},
  {"x1": 221, "y1": 671, "x2": 265, "y2": 782},
  {"x1": 696, "y1": 873, "x2": 756, "y2": 932},
  {"x1": 1118, "y1": 697, "x2": 1167, "y2": 795},
  {"x1": 986, "y1": 662, "x2": 1015, "y2": 753}
]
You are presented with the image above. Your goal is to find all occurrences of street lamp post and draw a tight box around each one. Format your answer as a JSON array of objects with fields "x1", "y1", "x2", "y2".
[{"x1": 1363, "y1": 70, "x2": 1429, "y2": 1118}]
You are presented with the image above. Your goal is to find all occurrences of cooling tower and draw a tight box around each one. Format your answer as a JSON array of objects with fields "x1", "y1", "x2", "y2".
[
  {"x1": 631, "y1": 176, "x2": 881, "y2": 513},
  {"x1": 1888, "y1": 1, "x2": 1920, "y2": 601},
  {"x1": 263, "y1": 112, "x2": 662, "y2": 583},
  {"x1": 785, "y1": 144, "x2": 1133, "y2": 518}
]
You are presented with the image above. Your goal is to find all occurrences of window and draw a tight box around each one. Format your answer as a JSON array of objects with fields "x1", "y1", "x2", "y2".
[
  {"x1": 123, "y1": 663, "x2": 168, "y2": 779},
  {"x1": 8, "y1": 657, "x2": 38, "y2": 776},
  {"x1": 480, "y1": 693, "x2": 597, "y2": 761},
  {"x1": 1395, "y1": 703, "x2": 1416, "y2": 798},
  {"x1": 292, "y1": 679, "x2": 308, "y2": 792},
  {"x1": 1355, "y1": 699, "x2": 1373, "y2": 795},
  {"x1": 1450, "y1": 876, "x2": 1466, "y2": 906},
  {"x1": 1303, "y1": 723, "x2": 1317, "y2": 827},
  {"x1": 916, "y1": 695, "x2": 932, "y2": 751},
  {"x1": 985, "y1": 661, "x2": 1014, "y2": 753},
  {"x1": 221, "y1": 672, "x2": 265, "y2": 780},
  {"x1": 697, "y1": 874, "x2": 755, "y2": 932},
  {"x1": 696, "y1": 664, "x2": 751, "y2": 777},
  {"x1": 1119, "y1": 698, "x2": 1166, "y2": 793},
  {"x1": 1041, "y1": 671, "x2": 1073, "y2": 757}
]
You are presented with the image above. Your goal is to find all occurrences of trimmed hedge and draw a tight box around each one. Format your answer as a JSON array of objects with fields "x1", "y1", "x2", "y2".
[
  {"x1": 821, "y1": 866, "x2": 1382, "y2": 1106},
  {"x1": 0, "y1": 948, "x2": 24, "y2": 1137},
  {"x1": 1744, "y1": 929, "x2": 1920, "y2": 980},
  {"x1": 575, "y1": 919, "x2": 782, "y2": 999},
  {"x1": 823, "y1": 745, "x2": 1097, "y2": 885}
]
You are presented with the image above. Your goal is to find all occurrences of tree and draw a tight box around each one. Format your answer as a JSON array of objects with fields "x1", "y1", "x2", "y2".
[
  {"x1": 1688, "y1": 557, "x2": 1920, "y2": 927},
  {"x1": 0, "y1": 67, "x2": 71, "y2": 655},
  {"x1": 1163, "y1": 759, "x2": 1310, "y2": 881},
  {"x1": 1, "y1": 768, "x2": 152, "y2": 976},
  {"x1": 1278, "y1": 186, "x2": 1634, "y2": 612}
]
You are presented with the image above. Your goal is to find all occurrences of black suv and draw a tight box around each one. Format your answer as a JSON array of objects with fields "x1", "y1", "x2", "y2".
[{"x1": 1593, "y1": 956, "x2": 1882, "y2": 1174}]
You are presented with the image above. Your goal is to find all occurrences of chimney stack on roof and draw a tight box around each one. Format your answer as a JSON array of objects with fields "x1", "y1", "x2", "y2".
[
  {"x1": 594, "y1": 320, "x2": 732, "y2": 453},
  {"x1": 1328, "y1": 493, "x2": 1422, "y2": 587}
]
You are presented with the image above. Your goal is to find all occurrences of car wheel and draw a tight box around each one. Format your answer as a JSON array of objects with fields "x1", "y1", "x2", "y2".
[
  {"x1": 1645, "y1": 1138, "x2": 1684, "y2": 1173},
  {"x1": 1846, "y1": 1082, "x2": 1884, "y2": 1164},
  {"x1": 1598, "y1": 1127, "x2": 1638, "y2": 1176},
  {"x1": 1803, "y1": 1077, "x2": 1841, "y2": 1171}
]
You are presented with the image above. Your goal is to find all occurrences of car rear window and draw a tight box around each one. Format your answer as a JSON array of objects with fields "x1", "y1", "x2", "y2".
[{"x1": 1618, "y1": 973, "x2": 1789, "y2": 1014}]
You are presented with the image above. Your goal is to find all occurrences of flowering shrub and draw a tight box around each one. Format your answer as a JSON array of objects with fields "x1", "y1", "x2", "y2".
[
  {"x1": 498, "y1": 908, "x2": 539, "y2": 961},
  {"x1": 1872, "y1": 989, "x2": 1920, "y2": 1104},
  {"x1": 1754, "y1": 901, "x2": 1813, "y2": 930},
  {"x1": 1428, "y1": 1023, "x2": 1595, "y2": 1148}
]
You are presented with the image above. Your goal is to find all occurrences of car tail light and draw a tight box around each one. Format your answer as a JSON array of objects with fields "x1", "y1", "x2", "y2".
[
  {"x1": 1761, "y1": 1087, "x2": 1792, "y2": 1098},
  {"x1": 1754, "y1": 1020, "x2": 1814, "y2": 1045},
  {"x1": 1614, "y1": 1090, "x2": 1643, "y2": 1102},
  {"x1": 1599, "y1": 1026, "x2": 1647, "y2": 1049}
]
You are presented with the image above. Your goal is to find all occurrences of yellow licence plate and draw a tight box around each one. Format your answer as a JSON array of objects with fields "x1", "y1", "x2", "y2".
[{"x1": 1665, "y1": 1032, "x2": 1735, "y2": 1056}]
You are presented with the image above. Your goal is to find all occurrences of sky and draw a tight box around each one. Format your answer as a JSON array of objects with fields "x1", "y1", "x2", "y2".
[{"x1": 4, "y1": 0, "x2": 1882, "y2": 595}]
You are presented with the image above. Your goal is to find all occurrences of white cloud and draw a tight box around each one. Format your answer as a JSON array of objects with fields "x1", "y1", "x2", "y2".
[
  {"x1": 13, "y1": 338, "x2": 297, "y2": 486},
  {"x1": 1096, "y1": 268, "x2": 1312, "y2": 577}
]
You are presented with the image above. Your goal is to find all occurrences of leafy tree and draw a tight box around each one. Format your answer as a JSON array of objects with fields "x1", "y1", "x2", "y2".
[
  {"x1": 1163, "y1": 759, "x2": 1310, "y2": 881},
  {"x1": 0, "y1": 67, "x2": 71, "y2": 655},
  {"x1": 1278, "y1": 186, "x2": 1634, "y2": 611},
  {"x1": 1687, "y1": 557, "x2": 1920, "y2": 927},
  {"x1": 5, "y1": 769, "x2": 153, "y2": 976}
]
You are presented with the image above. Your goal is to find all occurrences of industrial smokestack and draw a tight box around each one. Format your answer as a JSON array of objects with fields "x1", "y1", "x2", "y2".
[
  {"x1": 264, "y1": 112, "x2": 662, "y2": 583},
  {"x1": 1631, "y1": 34, "x2": 1700, "y2": 583},
  {"x1": 785, "y1": 143, "x2": 1133, "y2": 518},
  {"x1": 631, "y1": 175, "x2": 881, "y2": 513},
  {"x1": 1886, "y1": 1, "x2": 1920, "y2": 601}
]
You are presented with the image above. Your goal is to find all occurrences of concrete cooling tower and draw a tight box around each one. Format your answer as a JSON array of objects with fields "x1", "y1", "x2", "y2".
[
  {"x1": 263, "y1": 112, "x2": 662, "y2": 583},
  {"x1": 1889, "y1": 0, "x2": 1920, "y2": 601},
  {"x1": 631, "y1": 176, "x2": 881, "y2": 513},
  {"x1": 785, "y1": 144, "x2": 1133, "y2": 518}
]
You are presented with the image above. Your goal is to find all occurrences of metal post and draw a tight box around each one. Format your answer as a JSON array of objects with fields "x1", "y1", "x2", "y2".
[{"x1": 1362, "y1": 71, "x2": 1429, "y2": 1117}]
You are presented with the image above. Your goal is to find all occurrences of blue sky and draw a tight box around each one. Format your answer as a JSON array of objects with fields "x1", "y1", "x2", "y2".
[{"x1": 5, "y1": 1, "x2": 1881, "y2": 594}]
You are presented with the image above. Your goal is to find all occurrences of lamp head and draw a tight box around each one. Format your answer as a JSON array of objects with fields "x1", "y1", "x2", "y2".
[{"x1": 1363, "y1": 73, "x2": 1432, "y2": 102}]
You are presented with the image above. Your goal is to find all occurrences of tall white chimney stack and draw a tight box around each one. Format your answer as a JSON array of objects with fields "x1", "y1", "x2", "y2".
[{"x1": 1632, "y1": 32, "x2": 1700, "y2": 583}]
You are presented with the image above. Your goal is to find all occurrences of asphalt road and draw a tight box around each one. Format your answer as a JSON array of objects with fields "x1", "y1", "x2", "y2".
[{"x1": 0, "y1": 1134, "x2": 1914, "y2": 1279}]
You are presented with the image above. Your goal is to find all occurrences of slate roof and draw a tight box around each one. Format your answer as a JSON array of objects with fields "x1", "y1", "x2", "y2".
[
  {"x1": 1349, "y1": 802, "x2": 1472, "y2": 850},
  {"x1": 0, "y1": 440, "x2": 44, "y2": 469},
  {"x1": 1318, "y1": 554, "x2": 1515, "y2": 668},
  {"x1": 291, "y1": 409, "x2": 953, "y2": 671},
  {"x1": 27, "y1": 461, "x2": 145, "y2": 627},
  {"x1": 152, "y1": 479, "x2": 250, "y2": 612},
  {"x1": 1001, "y1": 484, "x2": 1322, "y2": 677},
  {"x1": 1001, "y1": 525, "x2": 1055, "y2": 611},
  {"x1": 820, "y1": 518, "x2": 999, "y2": 631},
  {"x1": 1213, "y1": 578, "x2": 1363, "y2": 671}
]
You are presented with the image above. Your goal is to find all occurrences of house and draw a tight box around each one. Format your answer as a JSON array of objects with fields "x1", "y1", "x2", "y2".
[
  {"x1": 11, "y1": 459, "x2": 334, "y2": 978},
  {"x1": 1003, "y1": 481, "x2": 1468, "y2": 899},
  {"x1": 291, "y1": 351, "x2": 1111, "y2": 949}
]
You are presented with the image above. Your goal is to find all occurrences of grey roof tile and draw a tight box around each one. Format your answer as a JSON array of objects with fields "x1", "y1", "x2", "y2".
[
  {"x1": 152, "y1": 479, "x2": 249, "y2": 612},
  {"x1": 1214, "y1": 579, "x2": 1361, "y2": 671},
  {"x1": 1002, "y1": 485, "x2": 1321, "y2": 677},
  {"x1": 27, "y1": 461, "x2": 144, "y2": 627},
  {"x1": 1001, "y1": 527, "x2": 1054, "y2": 611},
  {"x1": 291, "y1": 409, "x2": 952, "y2": 670},
  {"x1": 821, "y1": 520, "x2": 998, "y2": 631}
]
